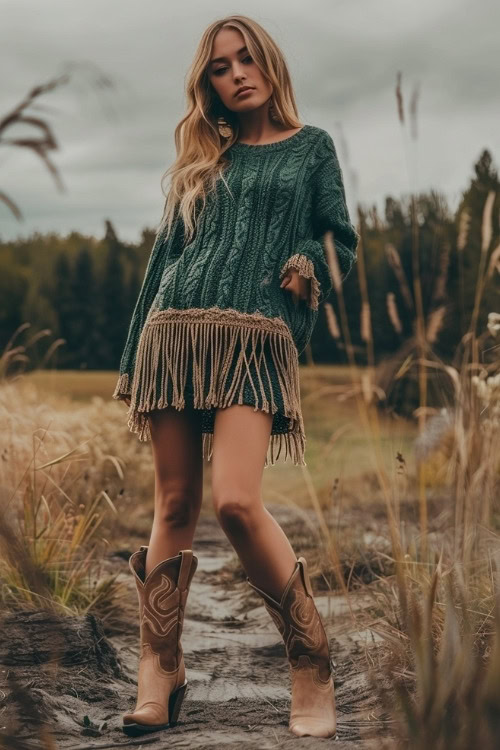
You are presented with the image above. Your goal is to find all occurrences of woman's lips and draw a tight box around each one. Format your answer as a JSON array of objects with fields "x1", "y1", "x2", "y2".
[{"x1": 236, "y1": 88, "x2": 254, "y2": 97}]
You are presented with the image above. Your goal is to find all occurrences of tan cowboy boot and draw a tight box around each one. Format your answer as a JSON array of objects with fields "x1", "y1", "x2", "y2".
[
  {"x1": 122, "y1": 546, "x2": 198, "y2": 736},
  {"x1": 247, "y1": 556, "x2": 336, "y2": 738}
]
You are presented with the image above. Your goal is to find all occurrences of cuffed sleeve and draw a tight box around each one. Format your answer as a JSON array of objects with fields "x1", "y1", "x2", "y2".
[
  {"x1": 113, "y1": 209, "x2": 185, "y2": 400},
  {"x1": 280, "y1": 131, "x2": 359, "y2": 310},
  {"x1": 279, "y1": 252, "x2": 321, "y2": 311}
]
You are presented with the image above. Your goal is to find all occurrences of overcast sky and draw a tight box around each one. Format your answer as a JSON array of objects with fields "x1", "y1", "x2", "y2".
[{"x1": 1, "y1": 0, "x2": 498, "y2": 244}]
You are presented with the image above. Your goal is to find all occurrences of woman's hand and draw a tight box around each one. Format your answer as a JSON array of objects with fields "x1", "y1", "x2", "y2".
[{"x1": 280, "y1": 268, "x2": 311, "y2": 308}]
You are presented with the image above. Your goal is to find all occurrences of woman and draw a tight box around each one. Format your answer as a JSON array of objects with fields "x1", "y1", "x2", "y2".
[{"x1": 115, "y1": 13, "x2": 359, "y2": 740}]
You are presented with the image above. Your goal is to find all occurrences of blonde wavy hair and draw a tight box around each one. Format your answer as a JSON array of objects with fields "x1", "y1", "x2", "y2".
[{"x1": 158, "y1": 14, "x2": 303, "y2": 244}]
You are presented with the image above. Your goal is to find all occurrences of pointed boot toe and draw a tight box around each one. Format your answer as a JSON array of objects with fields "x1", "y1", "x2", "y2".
[
  {"x1": 289, "y1": 718, "x2": 336, "y2": 739},
  {"x1": 122, "y1": 701, "x2": 171, "y2": 736},
  {"x1": 289, "y1": 655, "x2": 336, "y2": 738},
  {"x1": 122, "y1": 681, "x2": 188, "y2": 736}
]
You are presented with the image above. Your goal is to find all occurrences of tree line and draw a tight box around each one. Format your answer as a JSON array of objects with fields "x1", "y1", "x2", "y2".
[{"x1": 0, "y1": 149, "x2": 498, "y2": 371}]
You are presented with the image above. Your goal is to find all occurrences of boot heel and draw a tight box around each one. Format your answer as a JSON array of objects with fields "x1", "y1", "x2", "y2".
[{"x1": 168, "y1": 680, "x2": 188, "y2": 726}]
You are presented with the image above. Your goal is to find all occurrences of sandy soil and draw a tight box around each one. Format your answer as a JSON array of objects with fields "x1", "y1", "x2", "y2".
[{"x1": 0, "y1": 502, "x2": 391, "y2": 749}]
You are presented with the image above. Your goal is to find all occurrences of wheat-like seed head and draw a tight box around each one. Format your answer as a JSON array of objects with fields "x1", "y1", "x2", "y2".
[
  {"x1": 385, "y1": 243, "x2": 414, "y2": 312},
  {"x1": 324, "y1": 302, "x2": 341, "y2": 339},
  {"x1": 387, "y1": 291, "x2": 403, "y2": 334},
  {"x1": 360, "y1": 300, "x2": 372, "y2": 343},
  {"x1": 456, "y1": 207, "x2": 470, "y2": 252},
  {"x1": 323, "y1": 230, "x2": 343, "y2": 292},
  {"x1": 426, "y1": 305, "x2": 447, "y2": 344},
  {"x1": 481, "y1": 191, "x2": 496, "y2": 255}
]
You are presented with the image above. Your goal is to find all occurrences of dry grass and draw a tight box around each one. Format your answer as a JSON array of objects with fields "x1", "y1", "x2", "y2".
[{"x1": 0, "y1": 352, "x2": 141, "y2": 629}]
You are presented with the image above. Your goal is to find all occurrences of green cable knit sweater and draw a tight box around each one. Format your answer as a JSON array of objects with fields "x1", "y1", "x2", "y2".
[{"x1": 113, "y1": 124, "x2": 359, "y2": 467}]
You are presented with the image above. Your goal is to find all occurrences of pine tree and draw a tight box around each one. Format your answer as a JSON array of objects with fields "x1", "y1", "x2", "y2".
[
  {"x1": 53, "y1": 251, "x2": 76, "y2": 368},
  {"x1": 0, "y1": 259, "x2": 29, "y2": 352},
  {"x1": 100, "y1": 220, "x2": 127, "y2": 370},
  {"x1": 127, "y1": 265, "x2": 141, "y2": 320},
  {"x1": 70, "y1": 246, "x2": 97, "y2": 369}
]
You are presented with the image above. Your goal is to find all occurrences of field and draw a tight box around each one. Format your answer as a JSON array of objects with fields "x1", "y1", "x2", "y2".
[
  {"x1": 3, "y1": 335, "x2": 499, "y2": 750},
  {"x1": 26, "y1": 365, "x2": 419, "y2": 484}
]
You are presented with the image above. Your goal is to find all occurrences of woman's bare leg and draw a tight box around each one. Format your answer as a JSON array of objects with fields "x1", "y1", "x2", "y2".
[
  {"x1": 145, "y1": 405, "x2": 204, "y2": 576},
  {"x1": 210, "y1": 404, "x2": 336, "y2": 739},
  {"x1": 211, "y1": 404, "x2": 297, "y2": 600}
]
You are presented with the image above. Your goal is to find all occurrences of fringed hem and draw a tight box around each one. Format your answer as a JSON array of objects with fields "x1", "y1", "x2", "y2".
[
  {"x1": 113, "y1": 373, "x2": 131, "y2": 400},
  {"x1": 112, "y1": 306, "x2": 307, "y2": 468},
  {"x1": 280, "y1": 253, "x2": 320, "y2": 311}
]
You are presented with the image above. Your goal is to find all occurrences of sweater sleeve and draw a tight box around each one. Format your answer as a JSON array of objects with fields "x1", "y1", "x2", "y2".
[
  {"x1": 279, "y1": 132, "x2": 359, "y2": 311},
  {"x1": 113, "y1": 209, "x2": 186, "y2": 398}
]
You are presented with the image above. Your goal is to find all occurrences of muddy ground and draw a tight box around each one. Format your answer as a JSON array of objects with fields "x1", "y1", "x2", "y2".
[{"x1": 0, "y1": 502, "x2": 393, "y2": 749}]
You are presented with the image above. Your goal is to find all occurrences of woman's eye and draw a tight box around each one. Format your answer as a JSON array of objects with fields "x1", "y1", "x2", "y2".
[{"x1": 213, "y1": 56, "x2": 253, "y2": 76}]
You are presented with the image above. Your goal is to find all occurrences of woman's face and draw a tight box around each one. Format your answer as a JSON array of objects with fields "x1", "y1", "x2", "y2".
[{"x1": 207, "y1": 28, "x2": 272, "y2": 114}]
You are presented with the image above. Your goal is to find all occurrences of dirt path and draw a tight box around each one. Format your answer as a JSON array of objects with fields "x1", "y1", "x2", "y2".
[{"x1": 1, "y1": 503, "x2": 388, "y2": 749}]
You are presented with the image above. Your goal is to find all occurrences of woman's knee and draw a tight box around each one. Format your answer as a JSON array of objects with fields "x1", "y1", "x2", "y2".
[
  {"x1": 154, "y1": 485, "x2": 202, "y2": 527},
  {"x1": 213, "y1": 490, "x2": 263, "y2": 532}
]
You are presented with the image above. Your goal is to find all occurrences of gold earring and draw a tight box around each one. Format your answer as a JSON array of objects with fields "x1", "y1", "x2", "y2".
[
  {"x1": 213, "y1": 92, "x2": 233, "y2": 138},
  {"x1": 217, "y1": 116, "x2": 233, "y2": 139},
  {"x1": 268, "y1": 96, "x2": 280, "y2": 123}
]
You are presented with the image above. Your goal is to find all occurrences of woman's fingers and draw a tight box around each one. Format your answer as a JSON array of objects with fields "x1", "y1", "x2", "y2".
[
  {"x1": 280, "y1": 274, "x2": 291, "y2": 288},
  {"x1": 281, "y1": 269, "x2": 312, "y2": 307},
  {"x1": 282, "y1": 281, "x2": 300, "y2": 306},
  {"x1": 282, "y1": 278, "x2": 308, "y2": 306}
]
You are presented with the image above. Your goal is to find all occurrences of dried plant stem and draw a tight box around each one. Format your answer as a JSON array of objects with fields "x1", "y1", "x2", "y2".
[
  {"x1": 355, "y1": 220, "x2": 375, "y2": 368},
  {"x1": 410, "y1": 195, "x2": 429, "y2": 558},
  {"x1": 469, "y1": 190, "x2": 496, "y2": 360}
]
